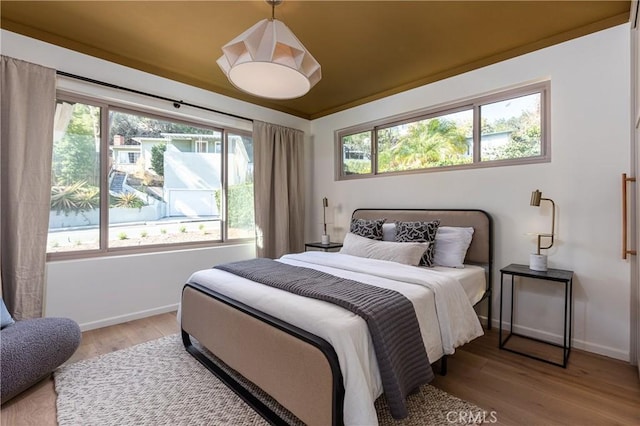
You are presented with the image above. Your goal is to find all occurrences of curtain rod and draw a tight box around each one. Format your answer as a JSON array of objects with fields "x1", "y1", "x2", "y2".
[{"x1": 56, "y1": 71, "x2": 253, "y2": 123}]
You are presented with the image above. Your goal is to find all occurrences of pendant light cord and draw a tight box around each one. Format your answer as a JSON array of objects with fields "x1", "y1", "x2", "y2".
[{"x1": 268, "y1": 0, "x2": 282, "y2": 20}]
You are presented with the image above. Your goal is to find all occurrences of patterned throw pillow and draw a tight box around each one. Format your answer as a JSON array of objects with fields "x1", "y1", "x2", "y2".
[
  {"x1": 394, "y1": 220, "x2": 441, "y2": 266},
  {"x1": 350, "y1": 218, "x2": 386, "y2": 240}
]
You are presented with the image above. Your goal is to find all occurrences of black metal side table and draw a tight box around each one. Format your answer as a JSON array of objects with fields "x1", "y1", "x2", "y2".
[
  {"x1": 304, "y1": 242, "x2": 343, "y2": 252},
  {"x1": 499, "y1": 263, "x2": 574, "y2": 368}
]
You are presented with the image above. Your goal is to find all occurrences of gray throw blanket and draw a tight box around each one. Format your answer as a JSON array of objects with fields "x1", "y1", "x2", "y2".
[{"x1": 215, "y1": 258, "x2": 434, "y2": 419}]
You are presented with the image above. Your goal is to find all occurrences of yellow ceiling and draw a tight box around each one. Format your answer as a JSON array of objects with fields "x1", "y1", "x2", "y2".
[{"x1": 0, "y1": 1, "x2": 631, "y2": 119}]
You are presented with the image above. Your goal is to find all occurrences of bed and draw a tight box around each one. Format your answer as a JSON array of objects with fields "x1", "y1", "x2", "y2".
[{"x1": 180, "y1": 208, "x2": 493, "y2": 426}]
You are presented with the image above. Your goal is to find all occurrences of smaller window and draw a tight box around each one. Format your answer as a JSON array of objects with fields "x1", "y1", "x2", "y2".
[
  {"x1": 49, "y1": 100, "x2": 102, "y2": 253},
  {"x1": 336, "y1": 81, "x2": 549, "y2": 180},
  {"x1": 480, "y1": 93, "x2": 541, "y2": 162},
  {"x1": 128, "y1": 152, "x2": 140, "y2": 164},
  {"x1": 341, "y1": 131, "x2": 372, "y2": 176}
]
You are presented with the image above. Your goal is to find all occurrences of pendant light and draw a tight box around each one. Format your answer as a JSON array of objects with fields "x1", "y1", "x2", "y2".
[{"x1": 217, "y1": 0, "x2": 321, "y2": 100}]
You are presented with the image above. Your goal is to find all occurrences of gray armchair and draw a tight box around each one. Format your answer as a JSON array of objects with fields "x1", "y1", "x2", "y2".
[{"x1": 1, "y1": 317, "x2": 81, "y2": 403}]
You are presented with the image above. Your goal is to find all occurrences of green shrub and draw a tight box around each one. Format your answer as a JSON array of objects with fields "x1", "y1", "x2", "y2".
[
  {"x1": 343, "y1": 160, "x2": 371, "y2": 175},
  {"x1": 150, "y1": 143, "x2": 167, "y2": 177},
  {"x1": 118, "y1": 232, "x2": 128, "y2": 240},
  {"x1": 110, "y1": 192, "x2": 146, "y2": 209},
  {"x1": 51, "y1": 181, "x2": 99, "y2": 214},
  {"x1": 74, "y1": 186, "x2": 100, "y2": 211},
  {"x1": 51, "y1": 184, "x2": 81, "y2": 214},
  {"x1": 215, "y1": 182, "x2": 255, "y2": 230}
]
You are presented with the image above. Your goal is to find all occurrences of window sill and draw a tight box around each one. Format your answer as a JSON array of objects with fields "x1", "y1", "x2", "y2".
[{"x1": 46, "y1": 238, "x2": 256, "y2": 262}]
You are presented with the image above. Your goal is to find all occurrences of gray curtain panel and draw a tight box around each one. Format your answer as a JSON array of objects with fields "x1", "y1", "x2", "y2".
[
  {"x1": 0, "y1": 56, "x2": 56, "y2": 319},
  {"x1": 253, "y1": 121, "x2": 305, "y2": 259}
]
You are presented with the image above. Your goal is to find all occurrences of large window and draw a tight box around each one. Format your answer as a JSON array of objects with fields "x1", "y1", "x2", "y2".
[
  {"x1": 48, "y1": 93, "x2": 254, "y2": 257},
  {"x1": 336, "y1": 82, "x2": 549, "y2": 179}
]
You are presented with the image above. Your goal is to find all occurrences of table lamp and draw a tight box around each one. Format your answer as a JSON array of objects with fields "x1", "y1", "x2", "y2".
[
  {"x1": 529, "y1": 189, "x2": 555, "y2": 271},
  {"x1": 321, "y1": 197, "x2": 330, "y2": 244}
]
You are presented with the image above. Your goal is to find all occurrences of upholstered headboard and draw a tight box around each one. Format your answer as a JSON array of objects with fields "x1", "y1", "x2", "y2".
[{"x1": 351, "y1": 209, "x2": 493, "y2": 266}]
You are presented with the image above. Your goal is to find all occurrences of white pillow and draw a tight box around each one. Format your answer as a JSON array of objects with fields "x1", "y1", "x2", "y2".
[
  {"x1": 340, "y1": 232, "x2": 429, "y2": 266},
  {"x1": 433, "y1": 226, "x2": 474, "y2": 268},
  {"x1": 382, "y1": 223, "x2": 396, "y2": 241}
]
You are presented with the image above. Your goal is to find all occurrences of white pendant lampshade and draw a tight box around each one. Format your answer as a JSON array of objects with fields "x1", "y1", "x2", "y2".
[{"x1": 217, "y1": 14, "x2": 321, "y2": 100}]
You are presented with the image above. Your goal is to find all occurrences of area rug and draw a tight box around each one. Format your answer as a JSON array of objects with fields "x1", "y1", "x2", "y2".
[{"x1": 55, "y1": 334, "x2": 485, "y2": 425}]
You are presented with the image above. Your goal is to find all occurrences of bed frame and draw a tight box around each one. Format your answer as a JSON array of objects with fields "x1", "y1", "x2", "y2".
[{"x1": 181, "y1": 208, "x2": 493, "y2": 426}]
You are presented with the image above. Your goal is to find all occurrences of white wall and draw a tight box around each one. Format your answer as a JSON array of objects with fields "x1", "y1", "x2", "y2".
[
  {"x1": 1, "y1": 30, "x2": 310, "y2": 330},
  {"x1": 309, "y1": 25, "x2": 632, "y2": 361},
  {"x1": 45, "y1": 244, "x2": 255, "y2": 330}
]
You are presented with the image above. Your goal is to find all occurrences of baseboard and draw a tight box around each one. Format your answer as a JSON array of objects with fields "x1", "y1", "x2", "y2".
[
  {"x1": 486, "y1": 317, "x2": 629, "y2": 362},
  {"x1": 79, "y1": 304, "x2": 179, "y2": 331},
  {"x1": 571, "y1": 338, "x2": 629, "y2": 362}
]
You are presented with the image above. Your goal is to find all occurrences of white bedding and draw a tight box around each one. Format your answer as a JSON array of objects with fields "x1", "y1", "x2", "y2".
[
  {"x1": 431, "y1": 264, "x2": 487, "y2": 306},
  {"x1": 185, "y1": 251, "x2": 484, "y2": 426}
]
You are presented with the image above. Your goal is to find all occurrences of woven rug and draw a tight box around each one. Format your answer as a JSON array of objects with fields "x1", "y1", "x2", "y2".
[{"x1": 55, "y1": 334, "x2": 485, "y2": 425}]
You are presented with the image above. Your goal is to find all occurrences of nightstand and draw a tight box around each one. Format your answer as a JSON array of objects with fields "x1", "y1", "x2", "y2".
[
  {"x1": 499, "y1": 263, "x2": 574, "y2": 368},
  {"x1": 304, "y1": 242, "x2": 343, "y2": 252}
]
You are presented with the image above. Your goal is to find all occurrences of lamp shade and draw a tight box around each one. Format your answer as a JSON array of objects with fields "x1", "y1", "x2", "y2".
[
  {"x1": 217, "y1": 18, "x2": 321, "y2": 100},
  {"x1": 530, "y1": 189, "x2": 542, "y2": 206}
]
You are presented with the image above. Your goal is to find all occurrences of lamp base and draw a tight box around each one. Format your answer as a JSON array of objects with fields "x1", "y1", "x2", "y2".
[
  {"x1": 529, "y1": 254, "x2": 548, "y2": 271},
  {"x1": 321, "y1": 234, "x2": 330, "y2": 245}
]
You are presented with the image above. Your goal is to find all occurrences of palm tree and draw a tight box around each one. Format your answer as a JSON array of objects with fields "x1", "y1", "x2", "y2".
[{"x1": 378, "y1": 118, "x2": 470, "y2": 172}]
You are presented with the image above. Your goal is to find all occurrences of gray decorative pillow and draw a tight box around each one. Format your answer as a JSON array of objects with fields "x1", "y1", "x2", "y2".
[
  {"x1": 395, "y1": 220, "x2": 440, "y2": 266},
  {"x1": 350, "y1": 218, "x2": 386, "y2": 240}
]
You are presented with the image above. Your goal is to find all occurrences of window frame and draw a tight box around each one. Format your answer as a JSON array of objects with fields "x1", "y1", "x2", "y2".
[
  {"x1": 335, "y1": 81, "x2": 550, "y2": 180},
  {"x1": 48, "y1": 91, "x2": 254, "y2": 261}
]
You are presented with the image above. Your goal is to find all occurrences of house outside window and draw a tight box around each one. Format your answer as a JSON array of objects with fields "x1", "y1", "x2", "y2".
[
  {"x1": 336, "y1": 81, "x2": 549, "y2": 179},
  {"x1": 48, "y1": 94, "x2": 255, "y2": 258}
]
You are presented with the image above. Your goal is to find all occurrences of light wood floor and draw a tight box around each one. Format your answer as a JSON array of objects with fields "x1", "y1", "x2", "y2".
[{"x1": 1, "y1": 312, "x2": 639, "y2": 426}]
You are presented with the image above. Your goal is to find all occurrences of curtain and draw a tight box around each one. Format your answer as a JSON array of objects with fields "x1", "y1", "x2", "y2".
[
  {"x1": 253, "y1": 121, "x2": 305, "y2": 258},
  {"x1": 0, "y1": 56, "x2": 56, "y2": 319}
]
